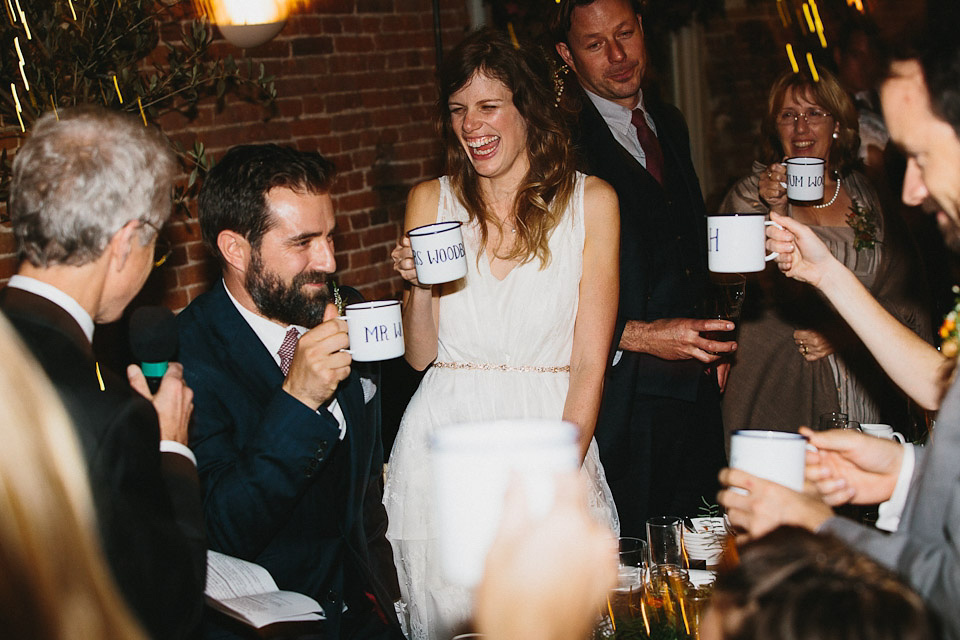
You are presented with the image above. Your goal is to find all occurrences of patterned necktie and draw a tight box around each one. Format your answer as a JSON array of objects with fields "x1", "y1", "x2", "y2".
[
  {"x1": 278, "y1": 327, "x2": 300, "y2": 376},
  {"x1": 631, "y1": 108, "x2": 665, "y2": 185}
]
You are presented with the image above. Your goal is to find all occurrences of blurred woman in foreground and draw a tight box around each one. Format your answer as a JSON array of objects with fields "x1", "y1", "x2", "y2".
[{"x1": 0, "y1": 313, "x2": 145, "y2": 640}]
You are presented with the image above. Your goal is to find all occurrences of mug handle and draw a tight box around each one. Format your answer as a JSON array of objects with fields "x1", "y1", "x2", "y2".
[
  {"x1": 892, "y1": 432, "x2": 906, "y2": 444},
  {"x1": 764, "y1": 220, "x2": 783, "y2": 262}
]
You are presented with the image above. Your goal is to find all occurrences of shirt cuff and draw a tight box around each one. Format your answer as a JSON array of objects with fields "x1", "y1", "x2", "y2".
[
  {"x1": 160, "y1": 440, "x2": 197, "y2": 467},
  {"x1": 876, "y1": 442, "x2": 914, "y2": 532}
]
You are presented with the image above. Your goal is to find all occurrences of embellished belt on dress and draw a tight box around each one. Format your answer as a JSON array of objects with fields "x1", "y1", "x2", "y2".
[{"x1": 432, "y1": 361, "x2": 571, "y2": 373}]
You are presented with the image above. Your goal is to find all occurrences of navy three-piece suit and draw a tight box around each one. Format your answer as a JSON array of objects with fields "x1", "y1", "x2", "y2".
[{"x1": 178, "y1": 281, "x2": 402, "y2": 639}]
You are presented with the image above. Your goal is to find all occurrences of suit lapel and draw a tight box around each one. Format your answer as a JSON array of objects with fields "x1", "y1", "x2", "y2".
[
  {"x1": 646, "y1": 99, "x2": 699, "y2": 203},
  {"x1": 578, "y1": 93, "x2": 658, "y2": 189},
  {"x1": 204, "y1": 281, "x2": 286, "y2": 394},
  {"x1": 207, "y1": 281, "x2": 369, "y2": 518}
]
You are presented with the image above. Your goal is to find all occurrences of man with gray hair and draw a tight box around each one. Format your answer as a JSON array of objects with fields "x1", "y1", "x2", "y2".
[{"x1": 0, "y1": 106, "x2": 206, "y2": 639}]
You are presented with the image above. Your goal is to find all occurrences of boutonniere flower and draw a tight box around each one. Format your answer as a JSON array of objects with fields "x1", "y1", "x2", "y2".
[
  {"x1": 846, "y1": 199, "x2": 879, "y2": 252},
  {"x1": 331, "y1": 280, "x2": 344, "y2": 315},
  {"x1": 940, "y1": 285, "x2": 960, "y2": 358}
]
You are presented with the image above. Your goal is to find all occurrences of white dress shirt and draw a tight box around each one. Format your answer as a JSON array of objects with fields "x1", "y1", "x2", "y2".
[
  {"x1": 584, "y1": 87, "x2": 658, "y2": 168},
  {"x1": 876, "y1": 443, "x2": 916, "y2": 532},
  {"x1": 223, "y1": 280, "x2": 347, "y2": 440},
  {"x1": 7, "y1": 275, "x2": 196, "y2": 464},
  {"x1": 9, "y1": 274, "x2": 95, "y2": 341}
]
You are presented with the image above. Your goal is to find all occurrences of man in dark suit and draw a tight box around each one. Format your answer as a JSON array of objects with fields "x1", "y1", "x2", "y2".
[
  {"x1": 1, "y1": 107, "x2": 205, "y2": 638},
  {"x1": 554, "y1": 0, "x2": 733, "y2": 538},
  {"x1": 178, "y1": 144, "x2": 402, "y2": 639}
]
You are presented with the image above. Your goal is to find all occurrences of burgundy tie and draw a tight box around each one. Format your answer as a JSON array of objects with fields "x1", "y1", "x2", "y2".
[
  {"x1": 278, "y1": 327, "x2": 300, "y2": 376},
  {"x1": 631, "y1": 108, "x2": 664, "y2": 185}
]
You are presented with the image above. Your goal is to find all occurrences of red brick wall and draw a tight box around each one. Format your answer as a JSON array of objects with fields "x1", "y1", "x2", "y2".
[
  {"x1": 0, "y1": 1, "x2": 930, "y2": 312},
  {"x1": 1, "y1": 1, "x2": 470, "y2": 311}
]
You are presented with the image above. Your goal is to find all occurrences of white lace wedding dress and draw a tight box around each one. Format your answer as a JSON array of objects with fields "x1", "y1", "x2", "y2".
[{"x1": 383, "y1": 173, "x2": 620, "y2": 640}]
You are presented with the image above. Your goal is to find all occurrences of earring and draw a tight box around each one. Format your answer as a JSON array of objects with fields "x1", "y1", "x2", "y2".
[{"x1": 832, "y1": 131, "x2": 839, "y2": 139}]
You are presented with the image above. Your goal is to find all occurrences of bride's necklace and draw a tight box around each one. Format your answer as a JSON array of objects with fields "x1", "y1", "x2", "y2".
[{"x1": 813, "y1": 176, "x2": 841, "y2": 209}]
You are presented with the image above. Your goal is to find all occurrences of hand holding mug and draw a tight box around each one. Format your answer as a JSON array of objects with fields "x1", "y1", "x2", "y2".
[
  {"x1": 475, "y1": 473, "x2": 617, "y2": 640},
  {"x1": 392, "y1": 236, "x2": 428, "y2": 289},
  {"x1": 800, "y1": 426, "x2": 904, "y2": 506},
  {"x1": 758, "y1": 162, "x2": 788, "y2": 214},
  {"x1": 717, "y1": 467, "x2": 833, "y2": 541},
  {"x1": 766, "y1": 212, "x2": 842, "y2": 288},
  {"x1": 282, "y1": 303, "x2": 351, "y2": 409}
]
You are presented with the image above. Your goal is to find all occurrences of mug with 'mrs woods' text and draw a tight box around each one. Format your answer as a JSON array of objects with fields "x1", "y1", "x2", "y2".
[{"x1": 408, "y1": 221, "x2": 467, "y2": 285}]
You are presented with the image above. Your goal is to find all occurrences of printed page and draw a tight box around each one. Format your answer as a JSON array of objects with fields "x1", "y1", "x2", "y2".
[
  {"x1": 205, "y1": 550, "x2": 279, "y2": 600},
  {"x1": 215, "y1": 591, "x2": 324, "y2": 628}
]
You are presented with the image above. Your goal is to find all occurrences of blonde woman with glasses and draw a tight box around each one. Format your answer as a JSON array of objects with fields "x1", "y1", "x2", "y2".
[{"x1": 719, "y1": 67, "x2": 931, "y2": 436}]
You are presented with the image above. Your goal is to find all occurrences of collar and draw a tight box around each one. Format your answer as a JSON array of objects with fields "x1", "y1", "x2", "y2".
[
  {"x1": 222, "y1": 279, "x2": 305, "y2": 369},
  {"x1": 8, "y1": 275, "x2": 95, "y2": 343},
  {"x1": 583, "y1": 87, "x2": 655, "y2": 134}
]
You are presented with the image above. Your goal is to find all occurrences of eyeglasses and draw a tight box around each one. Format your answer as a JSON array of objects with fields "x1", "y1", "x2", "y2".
[
  {"x1": 776, "y1": 108, "x2": 832, "y2": 127},
  {"x1": 140, "y1": 220, "x2": 173, "y2": 268}
]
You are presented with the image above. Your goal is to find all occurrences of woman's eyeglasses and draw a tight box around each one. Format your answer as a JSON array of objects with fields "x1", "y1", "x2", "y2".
[{"x1": 776, "y1": 109, "x2": 832, "y2": 127}]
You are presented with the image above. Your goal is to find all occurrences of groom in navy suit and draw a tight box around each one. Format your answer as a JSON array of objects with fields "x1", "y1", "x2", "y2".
[{"x1": 178, "y1": 144, "x2": 402, "y2": 639}]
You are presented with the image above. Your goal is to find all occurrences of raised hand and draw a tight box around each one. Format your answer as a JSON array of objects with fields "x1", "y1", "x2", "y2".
[
  {"x1": 717, "y1": 467, "x2": 833, "y2": 540},
  {"x1": 282, "y1": 303, "x2": 352, "y2": 409},
  {"x1": 475, "y1": 472, "x2": 617, "y2": 640},
  {"x1": 128, "y1": 362, "x2": 194, "y2": 445},
  {"x1": 800, "y1": 426, "x2": 904, "y2": 506},
  {"x1": 392, "y1": 236, "x2": 429, "y2": 289},
  {"x1": 758, "y1": 161, "x2": 788, "y2": 215},
  {"x1": 765, "y1": 212, "x2": 841, "y2": 288}
]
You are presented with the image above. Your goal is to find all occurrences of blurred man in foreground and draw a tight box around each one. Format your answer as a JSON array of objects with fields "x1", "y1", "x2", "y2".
[{"x1": 718, "y1": 39, "x2": 960, "y2": 639}]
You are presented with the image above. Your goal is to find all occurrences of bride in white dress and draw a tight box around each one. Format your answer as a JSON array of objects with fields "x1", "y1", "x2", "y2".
[{"x1": 383, "y1": 27, "x2": 621, "y2": 640}]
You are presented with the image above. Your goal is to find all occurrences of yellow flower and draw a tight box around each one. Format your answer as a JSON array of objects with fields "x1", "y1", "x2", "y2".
[{"x1": 944, "y1": 341, "x2": 959, "y2": 359}]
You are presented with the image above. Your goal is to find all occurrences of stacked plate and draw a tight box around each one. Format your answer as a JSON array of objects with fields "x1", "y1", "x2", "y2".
[{"x1": 683, "y1": 517, "x2": 729, "y2": 566}]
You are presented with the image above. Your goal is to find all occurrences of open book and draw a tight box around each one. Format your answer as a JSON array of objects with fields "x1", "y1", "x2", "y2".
[{"x1": 205, "y1": 550, "x2": 325, "y2": 629}]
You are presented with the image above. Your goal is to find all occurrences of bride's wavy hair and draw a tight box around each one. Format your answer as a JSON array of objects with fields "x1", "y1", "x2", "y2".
[{"x1": 438, "y1": 27, "x2": 576, "y2": 268}]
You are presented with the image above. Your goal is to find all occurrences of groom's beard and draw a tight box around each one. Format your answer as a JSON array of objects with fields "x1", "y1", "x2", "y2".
[{"x1": 246, "y1": 250, "x2": 332, "y2": 328}]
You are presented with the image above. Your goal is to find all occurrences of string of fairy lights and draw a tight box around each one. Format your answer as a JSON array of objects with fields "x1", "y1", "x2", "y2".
[
  {"x1": 4, "y1": 0, "x2": 871, "y2": 135},
  {"x1": 779, "y1": 0, "x2": 866, "y2": 81},
  {"x1": 4, "y1": 0, "x2": 297, "y2": 133},
  {"x1": 5, "y1": 1, "x2": 151, "y2": 131}
]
